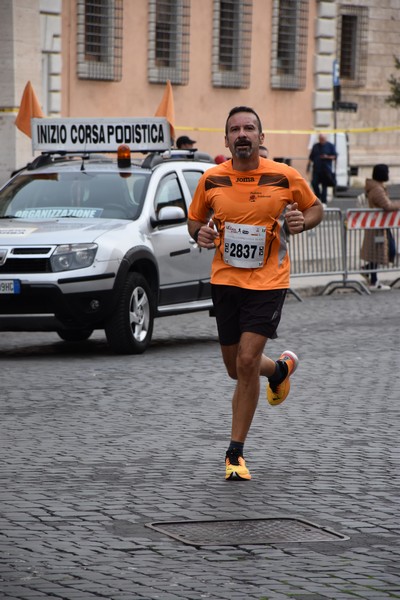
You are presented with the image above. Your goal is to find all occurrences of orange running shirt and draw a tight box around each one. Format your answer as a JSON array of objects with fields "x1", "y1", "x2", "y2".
[{"x1": 188, "y1": 158, "x2": 317, "y2": 290}]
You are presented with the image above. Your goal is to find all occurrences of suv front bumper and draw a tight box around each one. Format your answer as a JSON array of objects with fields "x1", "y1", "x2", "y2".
[{"x1": 0, "y1": 279, "x2": 118, "y2": 330}]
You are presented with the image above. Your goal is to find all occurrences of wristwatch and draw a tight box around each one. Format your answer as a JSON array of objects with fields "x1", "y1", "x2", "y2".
[{"x1": 193, "y1": 227, "x2": 201, "y2": 242}]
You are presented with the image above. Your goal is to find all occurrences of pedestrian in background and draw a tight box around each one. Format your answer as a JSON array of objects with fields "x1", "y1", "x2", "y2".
[
  {"x1": 360, "y1": 164, "x2": 400, "y2": 290},
  {"x1": 188, "y1": 106, "x2": 323, "y2": 481},
  {"x1": 176, "y1": 135, "x2": 196, "y2": 150},
  {"x1": 259, "y1": 145, "x2": 268, "y2": 158},
  {"x1": 214, "y1": 154, "x2": 229, "y2": 164},
  {"x1": 307, "y1": 133, "x2": 337, "y2": 205}
]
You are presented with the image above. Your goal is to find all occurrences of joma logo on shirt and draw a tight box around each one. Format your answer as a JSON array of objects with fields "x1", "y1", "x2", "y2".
[{"x1": 236, "y1": 177, "x2": 255, "y2": 182}]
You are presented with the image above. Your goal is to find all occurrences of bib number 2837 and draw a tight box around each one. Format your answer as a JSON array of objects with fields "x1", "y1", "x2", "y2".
[{"x1": 223, "y1": 222, "x2": 266, "y2": 268}]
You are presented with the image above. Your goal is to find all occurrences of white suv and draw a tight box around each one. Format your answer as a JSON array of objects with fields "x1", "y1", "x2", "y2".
[{"x1": 0, "y1": 117, "x2": 215, "y2": 353}]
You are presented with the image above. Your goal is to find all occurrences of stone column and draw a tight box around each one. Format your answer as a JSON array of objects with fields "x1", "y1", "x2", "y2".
[
  {"x1": 0, "y1": 0, "x2": 61, "y2": 186},
  {"x1": 312, "y1": 0, "x2": 337, "y2": 130}
]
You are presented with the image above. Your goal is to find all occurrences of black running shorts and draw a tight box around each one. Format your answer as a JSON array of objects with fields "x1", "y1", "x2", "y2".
[{"x1": 211, "y1": 284, "x2": 287, "y2": 346}]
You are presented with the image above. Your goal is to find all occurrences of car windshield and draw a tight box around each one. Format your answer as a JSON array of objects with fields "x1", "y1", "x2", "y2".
[{"x1": 0, "y1": 171, "x2": 150, "y2": 220}]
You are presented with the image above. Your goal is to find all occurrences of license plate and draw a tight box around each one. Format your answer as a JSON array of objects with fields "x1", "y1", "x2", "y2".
[{"x1": 0, "y1": 280, "x2": 21, "y2": 294}]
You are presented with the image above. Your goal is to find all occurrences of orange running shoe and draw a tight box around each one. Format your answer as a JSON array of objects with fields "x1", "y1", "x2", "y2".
[
  {"x1": 267, "y1": 350, "x2": 299, "y2": 406},
  {"x1": 225, "y1": 450, "x2": 251, "y2": 480}
]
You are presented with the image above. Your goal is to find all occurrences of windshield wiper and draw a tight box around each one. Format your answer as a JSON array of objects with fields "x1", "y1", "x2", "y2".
[{"x1": 0, "y1": 215, "x2": 20, "y2": 218}]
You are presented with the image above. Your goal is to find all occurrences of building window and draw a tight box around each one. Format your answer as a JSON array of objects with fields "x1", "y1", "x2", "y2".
[
  {"x1": 77, "y1": 0, "x2": 123, "y2": 81},
  {"x1": 148, "y1": 0, "x2": 190, "y2": 85},
  {"x1": 212, "y1": 0, "x2": 252, "y2": 89},
  {"x1": 270, "y1": 0, "x2": 308, "y2": 90},
  {"x1": 338, "y1": 5, "x2": 368, "y2": 87}
]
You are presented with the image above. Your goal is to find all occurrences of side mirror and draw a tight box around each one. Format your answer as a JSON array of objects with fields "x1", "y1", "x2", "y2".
[{"x1": 150, "y1": 205, "x2": 186, "y2": 228}]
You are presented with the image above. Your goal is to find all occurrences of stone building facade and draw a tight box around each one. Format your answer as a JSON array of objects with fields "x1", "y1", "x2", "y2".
[
  {"x1": 0, "y1": 0, "x2": 62, "y2": 185},
  {"x1": 0, "y1": 0, "x2": 399, "y2": 186}
]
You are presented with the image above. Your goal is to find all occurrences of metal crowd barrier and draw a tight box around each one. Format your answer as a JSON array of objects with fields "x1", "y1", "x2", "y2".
[
  {"x1": 289, "y1": 208, "x2": 344, "y2": 278},
  {"x1": 288, "y1": 207, "x2": 400, "y2": 299},
  {"x1": 346, "y1": 208, "x2": 400, "y2": 280},
  {"x1": 288, "y1": 207, "x2": 365, "y2": 299}
]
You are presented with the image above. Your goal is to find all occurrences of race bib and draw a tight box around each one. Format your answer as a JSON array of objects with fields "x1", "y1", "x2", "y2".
[{"x1": 223, "y1": 222, "x2": 266, "y2": 268}]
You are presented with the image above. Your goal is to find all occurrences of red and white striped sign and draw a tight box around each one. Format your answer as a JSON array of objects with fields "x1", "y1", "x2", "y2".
[{"x1": 346, "y1": 209, "x2": 400, "y2": 229}]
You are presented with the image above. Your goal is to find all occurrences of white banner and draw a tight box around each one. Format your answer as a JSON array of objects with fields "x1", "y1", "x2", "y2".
[{"x1": 31, "y1": 117, "x2": 171, "y2": 153}]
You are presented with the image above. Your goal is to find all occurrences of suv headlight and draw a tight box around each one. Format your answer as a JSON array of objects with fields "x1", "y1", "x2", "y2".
[{"x1": 51, "y1": 244, "x2": 98, "y2": 272}]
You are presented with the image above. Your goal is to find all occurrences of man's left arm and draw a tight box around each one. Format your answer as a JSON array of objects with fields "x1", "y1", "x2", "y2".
[
  {"x1": 285, "y1": 168, "x2": 324, "y2": 234},
  {"x1": 302, "y1": 200, "x2": 324, "y2": 231},
  {"x1": 285, "y1": 199, "x2": 323, "y2": 235}
]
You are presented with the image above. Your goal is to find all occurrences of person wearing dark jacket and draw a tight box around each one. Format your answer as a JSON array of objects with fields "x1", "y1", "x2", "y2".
[{"x1": 307, "y1": 133, "x2": 337, "y2": 204}]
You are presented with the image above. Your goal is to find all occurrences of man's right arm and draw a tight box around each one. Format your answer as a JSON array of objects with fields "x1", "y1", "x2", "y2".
[
  {"x1": 187, "y1": 174, "x2": 218, "y2": 248},
  {"x1": 188, "y1": 218, "x2": 217, "y2": 249},
  {"x1": 188, "y1": 219, "x2": 205, "y2": 242}
]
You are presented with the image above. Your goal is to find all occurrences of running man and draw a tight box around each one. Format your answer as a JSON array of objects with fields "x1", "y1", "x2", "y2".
[{"x1": 188, "y1": 106, "x2": 323, "y2": 480}]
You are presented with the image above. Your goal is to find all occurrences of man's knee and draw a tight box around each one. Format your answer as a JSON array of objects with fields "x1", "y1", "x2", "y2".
[{"x1": 236, "y1": 351, "x2": 259, "y2": 377}]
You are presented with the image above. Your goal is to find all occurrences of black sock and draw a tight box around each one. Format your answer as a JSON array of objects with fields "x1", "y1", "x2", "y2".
[
  {"x1": 227, "y1": 440, "x2": 244, "y2": 456},
  {"x1": 268, "y1": 360, "x2": 288, "y2": 383}
]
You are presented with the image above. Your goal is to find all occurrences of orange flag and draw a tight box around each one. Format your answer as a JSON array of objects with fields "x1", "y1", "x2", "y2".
[
  {"x1": 15, "y1": 81, "x2": 45, "y2": 138},
  {"x1": 155, "y1": 80, "x2": 175, "y2": 141}
]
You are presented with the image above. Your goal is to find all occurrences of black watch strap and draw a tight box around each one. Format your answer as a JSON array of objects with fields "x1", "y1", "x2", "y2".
[{"x1": 193, "y1": 227, "x2": 201, "y2": 242}]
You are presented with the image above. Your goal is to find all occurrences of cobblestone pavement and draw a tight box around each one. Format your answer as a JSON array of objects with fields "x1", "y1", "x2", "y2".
[{"x1": 1, "y1": 289, "x2": 400, "y2": 600}]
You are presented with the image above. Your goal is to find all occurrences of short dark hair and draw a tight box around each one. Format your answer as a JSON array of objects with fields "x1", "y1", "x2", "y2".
[
  {"x1": 225, "y1": 106, "x2": 263, "y2": 135},
  {"x1": 372, "y1": 164, "x2": 389, "y2": 182}
]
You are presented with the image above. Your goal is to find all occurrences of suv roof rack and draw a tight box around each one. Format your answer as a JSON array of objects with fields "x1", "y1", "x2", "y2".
[
  {"x1": 141, "y1": 149, "x2": 215, "y2": 169},
  {"x1": 26, "y1": 152, "x2": 68, "y2": 170},
  {"x1": 141, "y1": 154, "x2": 163, "y2": 169},
  {"x1": 10, "y1": 152, "x2": 67, "y2": 176}
]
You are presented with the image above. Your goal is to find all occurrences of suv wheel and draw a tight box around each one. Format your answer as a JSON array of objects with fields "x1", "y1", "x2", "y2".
[
  {"x1": 105, "y1": 272, "x2": 154, "y2": 354},
  {"x1": 57, "y1": 329, "x2": 93, "y2": 342}
]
